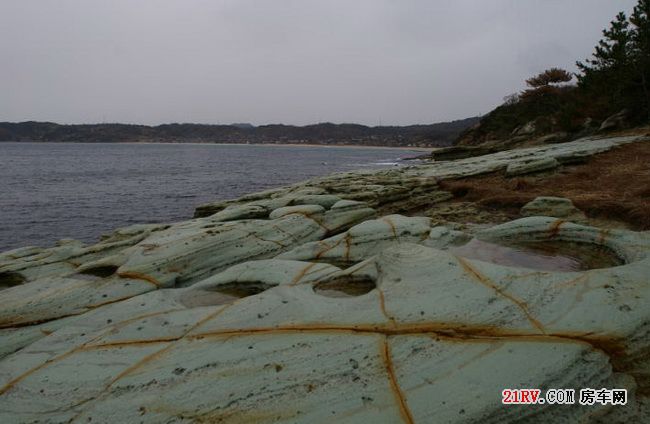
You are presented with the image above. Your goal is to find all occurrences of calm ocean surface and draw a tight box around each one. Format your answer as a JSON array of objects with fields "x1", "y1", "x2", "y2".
[{"x1": 0, "y1": 142, "x2": 420, "y2": 251}]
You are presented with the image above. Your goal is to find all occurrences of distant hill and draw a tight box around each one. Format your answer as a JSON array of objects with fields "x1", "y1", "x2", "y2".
[{"x1": 0, "y1": 117, "x2": 480, "y2": 147}]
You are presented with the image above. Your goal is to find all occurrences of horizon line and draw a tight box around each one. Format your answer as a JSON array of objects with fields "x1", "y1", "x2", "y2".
[{"x1": 0, "y1": 116, "x2": 481, "y2": 129}]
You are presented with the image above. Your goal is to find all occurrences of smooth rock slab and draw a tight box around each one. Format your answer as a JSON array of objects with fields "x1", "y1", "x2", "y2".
[
  {"x1": 1, "y1": 236, "x2": 648, "y2": 422},
  {"x1": 0, "y1": 207, "x2": 371, "y2": 337},
  {"x1": 506, "y1": 157, "x2": 560, "y2": 176},
  {"x1": 74, "y1": 333, "x2": 406, "y2": 424},
  {"x1": 0, "y1": 223, "x2": 167, "y2": 284},
  {"x1": 278, "y1": 214, "x2": 432, "y2": 266},
  {"x1": 390, "y1": 335, "x2": 632, "y2": 423},
  {"x1": 0, "y1": 218, "x2": 649, "y2": 422},
  {"x1": 269, "y1": 204, "x2": 325, "y2": 220},
  {"x1": 77, "y1": 213, "x2": 330, "y2": 288}
]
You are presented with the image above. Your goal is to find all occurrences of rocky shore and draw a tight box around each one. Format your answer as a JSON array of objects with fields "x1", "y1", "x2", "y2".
[{"x1": 1, "y1": 134, "x2": 649, "y2": 423}]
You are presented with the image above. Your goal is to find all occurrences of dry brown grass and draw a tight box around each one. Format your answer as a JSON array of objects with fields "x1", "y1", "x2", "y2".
[{"x1": 439, "y1": 141, "x2": 650, "y2": 230}]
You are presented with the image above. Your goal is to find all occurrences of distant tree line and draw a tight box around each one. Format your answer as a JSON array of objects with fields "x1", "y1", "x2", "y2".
[{"x1": 0, "y1": 118, "x2": 480, "y2": 148}]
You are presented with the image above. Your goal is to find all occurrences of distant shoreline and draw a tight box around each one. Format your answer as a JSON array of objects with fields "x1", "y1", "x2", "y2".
[
  {"x1": 0, "y1": 118, "x2": 479, "y2": 149},
  {"x1": 216, "y1": 142, "x2": 435, "y2": 152},
  {"x1": 1, "y1": 140, "x2": 436, "y2": 152}
]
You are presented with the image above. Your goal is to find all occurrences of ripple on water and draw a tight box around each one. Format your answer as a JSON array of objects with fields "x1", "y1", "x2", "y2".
[{"x1": 0, "y1": 142, "x2": 418, "y2": 251}]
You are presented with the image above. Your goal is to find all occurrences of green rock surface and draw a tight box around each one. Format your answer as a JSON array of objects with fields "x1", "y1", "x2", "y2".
[{"x1": 0, "y1": 135, "x2": 649, "y2": 423}]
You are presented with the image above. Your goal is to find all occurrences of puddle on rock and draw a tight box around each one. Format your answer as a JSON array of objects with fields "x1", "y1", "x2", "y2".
[
  {"x1": 180, "y1": 282, "x2": 274, "y2": 307},
  {"x1": 451, "y1": 239, "x2": 624, "y2": 272},
  {"x1": 313, "y1": 276, "x2": 376, "y2": 298}
]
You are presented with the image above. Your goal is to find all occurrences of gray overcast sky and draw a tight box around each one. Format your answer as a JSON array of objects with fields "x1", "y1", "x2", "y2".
[{"x1": 0, "y1": 0, "x2": 639, "y2": 126}]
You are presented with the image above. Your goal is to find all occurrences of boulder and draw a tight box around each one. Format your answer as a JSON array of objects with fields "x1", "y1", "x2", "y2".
[
  {"x1": 422, "y1": 226, "x2": 472, "y2": 249},
  {"x1": 520, "y1": 196, "x2": 588, "y2": 223},
  {"x1": 511, "y1": 120, "x2": 536, "y2": 136},
  {"x1": 599, "y1": 109, "x2": 628, "y2": 132}
]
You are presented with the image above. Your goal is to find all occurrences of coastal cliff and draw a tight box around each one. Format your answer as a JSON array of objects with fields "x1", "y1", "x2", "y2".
[{"x1": 1, "y1": 134, "x2": 649, "y2": 422}]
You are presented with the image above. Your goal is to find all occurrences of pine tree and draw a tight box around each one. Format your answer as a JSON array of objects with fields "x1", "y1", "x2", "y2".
[
  {"x1": 576, "y1": 11, "x2": 632, "y2": 112},
  {"x1": 520, "y1": 68, "x2": 573, "y2": 108},
  {"x1": 629, "y1": 0, "x2": 650, "y2": 120},
  {"x1": 525, "y1": 68, "x2": 573, "y2": 88},
  {"x1": 577, "y1": 12, "x2": 631, "y2": 75}
]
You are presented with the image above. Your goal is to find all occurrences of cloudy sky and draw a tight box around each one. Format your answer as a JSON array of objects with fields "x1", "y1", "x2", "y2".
[{"x1": 0, "y1": 0, "x2": 638, "y2": 126}]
